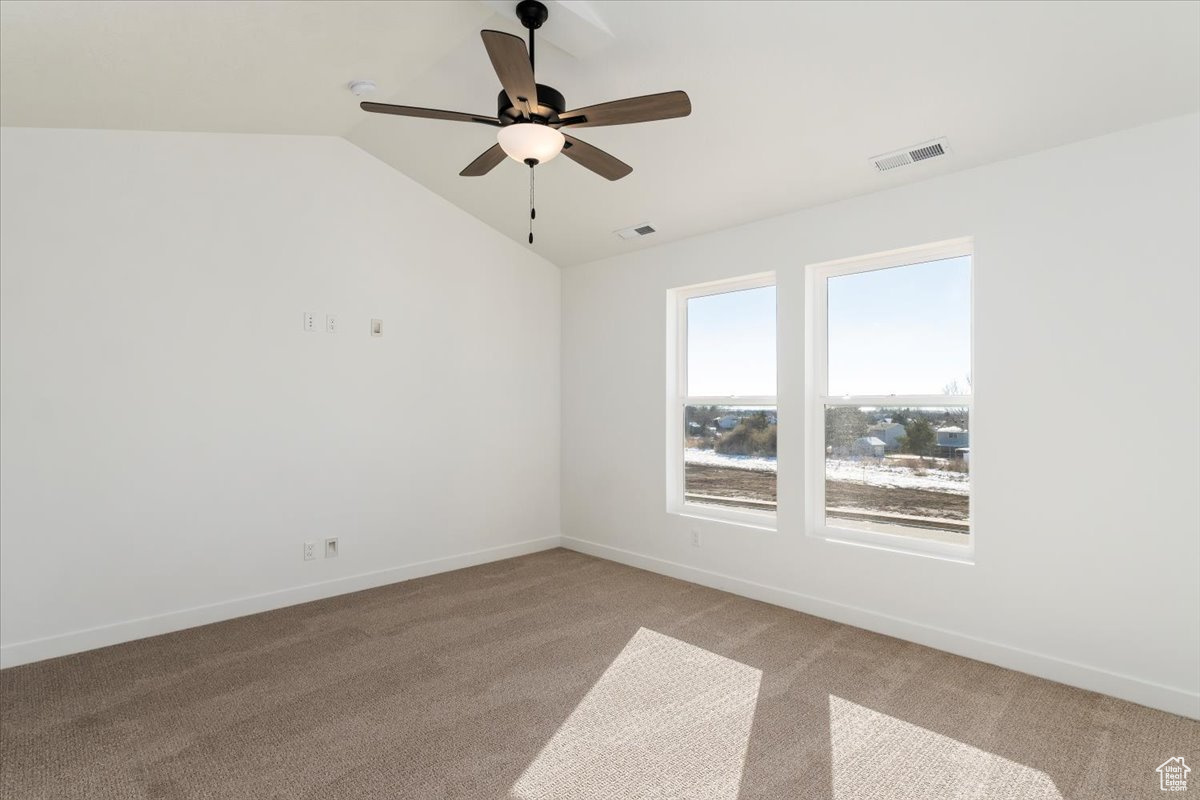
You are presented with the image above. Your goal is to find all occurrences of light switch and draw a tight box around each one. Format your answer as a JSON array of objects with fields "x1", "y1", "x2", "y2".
[{"x1": 370, "y1": 319, "x2": 383, "y2": 337}]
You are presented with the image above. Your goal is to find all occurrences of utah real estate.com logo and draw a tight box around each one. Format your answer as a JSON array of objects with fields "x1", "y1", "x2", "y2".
[{"x1": 1157, "y1": 757, "x2": 1191, "y2": 792}]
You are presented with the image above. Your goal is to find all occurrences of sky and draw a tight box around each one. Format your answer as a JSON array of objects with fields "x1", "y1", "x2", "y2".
[
  {"x1": 687, "y1": 286, "x2": 777, "y2": 396},
  {"x1": 826, "y1": 256, "x2": 971, "y2": 396},
  {"x1": 686, "y1": 256, "x2": 971, "y2": 398}
]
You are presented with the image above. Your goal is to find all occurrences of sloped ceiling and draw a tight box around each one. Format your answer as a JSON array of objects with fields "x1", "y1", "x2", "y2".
[
  {"x1": 0, "y1": 1, "x2": 492, "y2": 135},
  {"x1": 3, "y1": 1, "x2": 1198, "y2": 266}
]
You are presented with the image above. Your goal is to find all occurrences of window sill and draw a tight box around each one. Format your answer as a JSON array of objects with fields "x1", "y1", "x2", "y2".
[
  {"x1": 810, "y1": 523, "x2": 974, "y2": 564},
  {"x1": 670, "y1": 503, "x2": 778, "y2": 532}
]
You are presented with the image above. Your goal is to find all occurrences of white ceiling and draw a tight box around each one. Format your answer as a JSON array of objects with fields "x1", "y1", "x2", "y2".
[
  {"x1": 3, "y1": 1, "x2": 1198, "y2": 267},
  {"x1": 0, "y1": 1, "x2": 493, "y2": 135}
]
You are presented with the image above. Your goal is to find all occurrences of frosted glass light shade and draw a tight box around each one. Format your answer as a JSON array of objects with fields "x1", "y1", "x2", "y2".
[{"x1": 498, "y1": 123, "x2": 565, "y2": 165}]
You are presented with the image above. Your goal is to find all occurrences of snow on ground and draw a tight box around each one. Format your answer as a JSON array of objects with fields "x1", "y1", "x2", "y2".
[
  {"x1": 685, "y1": 448, "x2": 777, "y2": 473},
  {"x1": 824, "y1": 458, "x2": 969, "y2": 495},
  {"x1": 684, "y1": 449, "x2": 968, "y2": 495}
]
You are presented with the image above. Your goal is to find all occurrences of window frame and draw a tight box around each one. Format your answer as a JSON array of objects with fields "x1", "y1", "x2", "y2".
[
  {"x1": 805, "y1": 238, "x2": 974, "y2": 561},
  {"x1": 667, "y1": 272, "x2": 778, "y2": 530}
]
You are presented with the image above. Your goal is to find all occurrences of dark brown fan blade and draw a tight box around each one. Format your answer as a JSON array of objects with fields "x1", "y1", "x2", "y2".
[
  {"x1": 360, "y1": 102, "x2": 499, "y2": 126},
  {"x1": 561, "y1": 134, "x2": 632, "y2": 181},
  {"x1": 481, "y1": 30, "x2": 537, "y2": 118},
  {"x1": 460, "y1": 143, "x2": 507, "y2": 177},
  {"x1": 556, "y1": 91, "x2": 691, "y2": 128}
]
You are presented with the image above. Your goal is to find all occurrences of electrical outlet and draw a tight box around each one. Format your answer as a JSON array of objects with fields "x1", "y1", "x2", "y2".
[
  {"x1": 324, "y1": 537, "x2": 339, "y2": 558},
  {"x1": 302, "y1": 312, "x2": 316, "y2": 332},
  {"x1": 691, "y1": 529, "x2": 701, "y2": 548},
  {"x1": 303, "y1": 541, "x2": 317, "y2": 561},
  {"x1": 326, "y1": 314, "x2": 337, "y2": 333}
]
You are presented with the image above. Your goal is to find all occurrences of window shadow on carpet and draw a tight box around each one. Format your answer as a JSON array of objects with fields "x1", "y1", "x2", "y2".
[{"x1": 509, "y1": 627, "x2": 762, "y2": 799}]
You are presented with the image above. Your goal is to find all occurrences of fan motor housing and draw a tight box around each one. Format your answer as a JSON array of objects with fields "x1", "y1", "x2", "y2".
[
  {"x1": 516, "y1": 0, "x2": 548, "y2": 30},
  {"x1": 497, "y1": 84, "x2": 565, "y2": 126}
]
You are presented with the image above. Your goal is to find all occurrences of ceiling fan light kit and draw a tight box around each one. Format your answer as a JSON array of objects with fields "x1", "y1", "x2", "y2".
[
  {"x1": 360, "y1": 0, "x2": 691, "y2": 245},
  {"x1": 498, "y1": 122, "x2": 565, "y2": 164}
]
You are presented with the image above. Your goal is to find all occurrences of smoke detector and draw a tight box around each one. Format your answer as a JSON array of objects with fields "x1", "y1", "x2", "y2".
[
  {"x1": 614, "y1": 223, "x2": 657, "y2": 240},
  {"x1": 348, "y1": 80, "x2": 377, "y2": 97},
  {"x1": 870, "y1": 137, "x2": 950, "y2": 172}
]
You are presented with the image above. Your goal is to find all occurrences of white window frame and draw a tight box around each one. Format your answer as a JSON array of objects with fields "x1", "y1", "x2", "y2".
[
  {"x1": 667, "y1": 272, "x2": 777, "y2": 530},
  {"x1": 805, "y1": 238, "x2": 974, "y2": 561}
]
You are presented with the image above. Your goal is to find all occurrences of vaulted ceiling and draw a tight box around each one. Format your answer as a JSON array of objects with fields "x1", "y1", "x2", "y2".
[{"x1": 3, "y1": 0, "x2": 1198, "y2": 266}]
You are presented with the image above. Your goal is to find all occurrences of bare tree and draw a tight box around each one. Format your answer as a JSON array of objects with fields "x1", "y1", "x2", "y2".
[{"x1": 942, "y1": 375, "x2": 971, "y2": 421}]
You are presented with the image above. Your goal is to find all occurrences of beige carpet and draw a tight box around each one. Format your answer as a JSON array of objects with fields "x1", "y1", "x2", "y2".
[{"x1": 1, "y1": 548, "x2": 1196, "y2": 799}]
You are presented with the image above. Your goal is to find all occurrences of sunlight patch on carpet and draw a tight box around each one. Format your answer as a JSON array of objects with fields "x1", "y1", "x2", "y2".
[
  {"x1": 510, "y1": 627, "x2": 761, "y2": 800},
  {"x1": 829, "y1": 695, "x2": 1063, "y2": 800}
]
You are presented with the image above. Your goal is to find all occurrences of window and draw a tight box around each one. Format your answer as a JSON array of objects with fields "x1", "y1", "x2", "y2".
[
  {"x1": 807, "y1": 240, "x2": 972, "y2": 557},
  {"x1": 669, "y1": 274, "x2": 776, "y2": 527}
]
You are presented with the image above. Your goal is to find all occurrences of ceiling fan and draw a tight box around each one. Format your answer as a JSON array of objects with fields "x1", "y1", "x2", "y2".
[{"x1": 360, "y1": 0, "x2": 691, "y2": 243}]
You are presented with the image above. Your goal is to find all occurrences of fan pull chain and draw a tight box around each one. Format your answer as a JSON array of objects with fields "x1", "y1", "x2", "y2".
[{"x1": 528, "y1": 161, "x2": 536, "y2": 244}]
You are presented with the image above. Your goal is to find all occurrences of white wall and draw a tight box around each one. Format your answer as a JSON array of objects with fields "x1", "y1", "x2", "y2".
[
  {"x1": 0, "y1": 128, "x2": 561, "y2": 665},
  {"x1": 561, "y1": 114, "x2": 1200, "y2": 718}
]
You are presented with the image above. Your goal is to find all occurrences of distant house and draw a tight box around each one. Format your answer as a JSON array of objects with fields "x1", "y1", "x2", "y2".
[
  {"x1": 713, "y1": 414, "x2": 739, "y2": 430},
  {"x1": 937, "y1": 426, "x2": 969, "y2": 456},
  {"x1": 851, "y1": 436, "x2": 887, "y2": 457},
  {"x1": 868, "y1": 421, "x2": 905, "y2": 451}
]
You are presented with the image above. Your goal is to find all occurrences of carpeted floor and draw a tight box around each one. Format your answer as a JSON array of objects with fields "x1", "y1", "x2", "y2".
[{"x1": 1, "y1": 548, "x2": 1196, "y2": 799}]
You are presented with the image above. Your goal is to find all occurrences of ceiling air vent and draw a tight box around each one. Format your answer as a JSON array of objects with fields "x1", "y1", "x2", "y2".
[
  {"x1": 615, "y1": 223, "x2": 657, "y2": 240},
  {"x1": 871, "y1": 137, "x2": 950, "y2": 172}
]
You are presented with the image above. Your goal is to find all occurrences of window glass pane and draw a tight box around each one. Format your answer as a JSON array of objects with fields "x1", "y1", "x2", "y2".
[
  {"x1": 687, "y1": 286, "x2": 776, "y2": 397},
  {"x1": 827, "y1": 256, "x2": 970, "y2": 396},
  {"x1": 685, "y1": 405, "x2": 776, "y2": 512},
  {"x1": 824, "y1": 406, "x2": 968, "y2": 541}
]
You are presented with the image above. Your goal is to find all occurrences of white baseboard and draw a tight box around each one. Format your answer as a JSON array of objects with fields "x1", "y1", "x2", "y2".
[
  {"x1": 561, "y1": 536, "x2": 1200, "y2": 720},
  {"x1": 0, "y1": 535, "x2": 563, "y2": 669}
]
